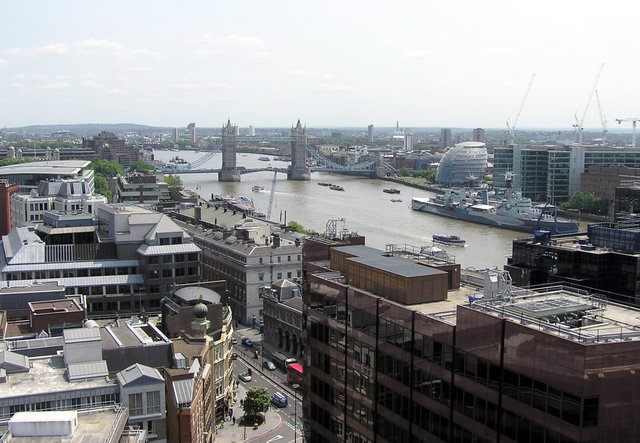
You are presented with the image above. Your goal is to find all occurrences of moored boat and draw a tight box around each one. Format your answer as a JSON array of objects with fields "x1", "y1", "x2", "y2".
[
  {"x1": 329, "y1": 184, "x2": 345, "y2": 191},
  {"x1": 252, "y1": 185, "x2": 265, "y2": 192},
  {"x1": 258, "y1": 156, "x2": 271, "y2": 161},
  {"x1": 411, "y1": 188, "x2": 580, "y2": 234},
  {"x1": 432, "y1": 233, "x2": 466, "y2": 246},
  {"x1": 383, "y1": 188, "x2": 400, "y2": 194},
  {"x1": 318, "y1": 182, "x2": 331, "y2": 186}
]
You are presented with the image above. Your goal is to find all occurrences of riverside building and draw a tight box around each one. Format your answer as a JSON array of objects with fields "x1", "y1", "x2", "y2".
[{"x1": 303, "y1": 241, "x2": 640, "y2": 443}]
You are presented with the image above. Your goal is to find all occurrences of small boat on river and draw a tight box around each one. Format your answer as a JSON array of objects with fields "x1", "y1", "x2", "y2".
[
  {"x1": 432, "y1": 234, "x2": 466, "y2": 247},
  {"x1": 383, "y1": 188, "x2": 400, "y2": 194},
  {"x1": 329, "y1": 184, "x2": 345, "y2": 191}
]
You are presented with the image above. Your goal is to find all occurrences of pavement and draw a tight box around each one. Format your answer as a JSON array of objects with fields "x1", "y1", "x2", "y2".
[
  {"x1": 215, "y1": 381, "x2": 285, "y2": 442},
  {"x1": 215, "y1": 325, "x2": 299, "y2": 442}
]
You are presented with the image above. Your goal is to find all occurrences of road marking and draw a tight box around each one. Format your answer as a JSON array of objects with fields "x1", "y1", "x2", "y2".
[{"x1": 266, "y1": 436, "x2": 284, "y2": 442}]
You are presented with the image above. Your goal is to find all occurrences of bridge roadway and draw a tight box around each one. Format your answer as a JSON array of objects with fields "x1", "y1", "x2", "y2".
[{"x1": 159, "y1": 166, "x2": 379, "y2": 176}]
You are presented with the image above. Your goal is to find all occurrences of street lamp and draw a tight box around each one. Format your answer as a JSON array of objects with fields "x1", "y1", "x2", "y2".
[{"x1": 291, "y1": 384, "x2": 299, "y2": 443}]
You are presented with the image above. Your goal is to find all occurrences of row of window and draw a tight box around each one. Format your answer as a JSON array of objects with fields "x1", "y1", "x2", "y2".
[
  {"x1": 4, "y1": 266, "x2": 138, "y2": 281},
  {"x1": 0, "y1": 393, "x2": 119, "y2": 420}
]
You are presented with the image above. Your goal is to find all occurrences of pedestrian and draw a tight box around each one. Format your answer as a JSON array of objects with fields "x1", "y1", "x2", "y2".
[{"x1": 233, "y1": 416, "x2": 236, "y2": 425}]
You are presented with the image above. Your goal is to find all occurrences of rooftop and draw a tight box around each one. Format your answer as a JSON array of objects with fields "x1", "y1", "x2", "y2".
[
  {"x1": 0, "y1": 160, "x2": 91, "y2": 177},
  {"x1": 0, "y1": 355, "x2": 114, "y2": 401},
  {"x1": 333, "y1": 245, "x2": 447, "y2": 278}
]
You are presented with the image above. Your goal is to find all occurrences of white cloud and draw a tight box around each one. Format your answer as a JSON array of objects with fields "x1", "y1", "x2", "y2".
[
  {"x1": 7, "y1": 39, "x2": 161, "y2": 61},
  {"x1": 317, "y1": 83, "x2": 352, "y2": 92},
  {"x1": 400, "y1": 50, "x2": 431, "y2": 60},
  {"x1": 0, "y1": 58, "x2": 9, "y2": 67},
  {"x1": 205, "y1": 82, "x2": 230, "y2": 89},
  {"x1": 107, "y1": 88, "x2": 123, "y2": 95},
  {"x1": 40, "y1": 82, "x2": 68, "y2": 90},
  {"x1": 33, "y1": 44, "x2": 67, "y2": 56},
  {"x1": 251, "y1": 51, "x2": 271, "y2": 59},
  {"x1": 286, "y1": 70, "x2": 306, "y2": 77},
  {"x1": 81, "y1": 80, "x2": 102, "y2": 88},
  {"x1": 168, "y1": 83, "x2": 198, "y2": 90},
  {"x1": 192, "y1": 33, "x2": 267, "y2": 55},
  {"x1": 11, "y1": 74, "x2": 24, "y2": 81}
]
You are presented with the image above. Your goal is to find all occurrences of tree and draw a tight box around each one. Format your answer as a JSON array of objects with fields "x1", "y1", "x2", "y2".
[
  {"x1": 287, "y1": 221, "x2": 315, "y2": 235},
  {"x1": 398, "y1": 167, "x2": 410, "y2": 177},
  {"x1": 561, "y1": 191, "x2": 608, "y2": 215},
  {"x1": 164, "y1": 175, "x2": 182, "y2": 187},
  {"x1": 94, "y1": 175, "x2": 112, "y2": 201},
  {"x1": 89, "y1": 159, "x2": 124, "y2": 177},
  {"x1": 129, "y1": 161, "x2": 155, "y2": 172},
  {"x1": 242, "y1": 387, "x2": 270, "y2": 422}
]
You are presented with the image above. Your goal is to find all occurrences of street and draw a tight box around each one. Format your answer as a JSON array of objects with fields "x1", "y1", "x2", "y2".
[{"x1": 216, "y1": 327, "x2": 303, "y2": 442}]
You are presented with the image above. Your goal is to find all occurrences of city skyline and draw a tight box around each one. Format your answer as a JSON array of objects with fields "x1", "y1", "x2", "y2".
[{"x1": 1, "y1": 1, "x2": 639, "y2": 129}]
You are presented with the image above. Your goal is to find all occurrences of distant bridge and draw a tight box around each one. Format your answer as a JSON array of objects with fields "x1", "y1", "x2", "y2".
[{"x1": 157, "y1": 127, "x2": 397, "y2": 179}]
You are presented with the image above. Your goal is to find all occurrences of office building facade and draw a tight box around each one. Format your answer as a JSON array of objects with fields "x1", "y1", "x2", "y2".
[{"x1": 303, "y1": 242, "x2": 640, "y2": 443}]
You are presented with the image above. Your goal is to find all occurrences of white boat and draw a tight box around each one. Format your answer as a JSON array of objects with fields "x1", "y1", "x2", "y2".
[{"x1": 252, "y1": 185, "x2": 265, "y2": 192}]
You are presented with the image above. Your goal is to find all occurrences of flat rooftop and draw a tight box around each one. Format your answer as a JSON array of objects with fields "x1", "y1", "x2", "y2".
[
  {"x1": 0, "y1": 355, "x2": 115, "y2": 401},
  {"x1": 0, "y1": 405, "x2": 128, "y2": 442},
  {"x1": 0, "y1": 160, "x2": 90, "y2": 176},
  {"x1": 468, "y1": 286, "x2": 640, "y2": 344}
]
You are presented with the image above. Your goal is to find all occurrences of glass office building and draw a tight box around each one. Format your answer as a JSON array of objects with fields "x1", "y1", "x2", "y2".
[{"x1": 436, "y1": 142, "x2": 487, "y2": 185}]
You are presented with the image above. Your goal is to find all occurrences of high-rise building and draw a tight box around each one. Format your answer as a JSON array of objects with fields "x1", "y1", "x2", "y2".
[
  {"x1": 472, "y1": 127, "x2": 486, "y2": 143},
  {"x1": 440, "y1": 128, "x2": 452, "y2": 148},
  {"x1": 303, "y1": 240, "x2": 640, "y2": 443},
  {"x1": 173, "y1": 128, "x2": 179, "y2": 142},
  {"x1": 187, "y1": 123, "x2": 196, "y2": 143},
  {"x1": 404, "y1": 133, "x2": 414, "y2": 151},
  {"x1": 249, "y1": 125, "x2": 256, "y2": 136},
  {"x1": 0, "y1": 180, "x2": 18, "y2": 236},
  {"x1": 367, "y1": 124, "x2": 374, "y2": 142}
]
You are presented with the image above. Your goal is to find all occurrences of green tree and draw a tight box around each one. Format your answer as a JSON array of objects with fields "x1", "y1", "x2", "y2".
[
  {"x1": 287, "y1": 221, "x2": 315, "y2": 235},
  {"x1": 89, "y1": 159, "x2": 124, "y2": 177},
  {"x1": 561, "y1": 192, "x2": 608, "y2": 215},
  {"x1": 398, "y1": 167, "x2": 410, "y2": 177},
  {"x1": 164, "y1": 175, "x2": 182, "y2": 187},
  {"x1": 94, "y1": 175, "x2": 112, "y2": 201},
  {"x1": 242, "y1": 387, "x2": 270, "y2": 422},
  {"x1": 129, "y1": 161, "x2": 155, "y2": 172}
]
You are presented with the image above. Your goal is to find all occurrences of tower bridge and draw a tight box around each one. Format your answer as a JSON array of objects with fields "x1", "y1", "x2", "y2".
[{"x1": 158, "y1": 120, "x2": 396, "y2": 180}]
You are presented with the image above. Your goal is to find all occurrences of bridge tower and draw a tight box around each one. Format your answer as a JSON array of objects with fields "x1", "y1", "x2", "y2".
[
  {"x1": 219, "y1": 119, "x2": 241, "y2": 182},
  {"x1": 288, "y1": 119, "x2": 310, "y2": 180}
]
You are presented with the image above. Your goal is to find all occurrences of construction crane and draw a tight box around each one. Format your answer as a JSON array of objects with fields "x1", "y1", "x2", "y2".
[
  {"x1": 266, "y1": 171, "x2": 278, "y2": 221},
  {"x1": 595, "y1": 90, "x2": 607, "y2": 145},
  {"x1": 506, "y1": 73, "x2": 535, "y2": 145},
  {"x1": 573, "y1": 63, "x2": 604, "y2": 144},
  {"x1": 616, "y1": 117, "x2": 640, "y2": 148}
]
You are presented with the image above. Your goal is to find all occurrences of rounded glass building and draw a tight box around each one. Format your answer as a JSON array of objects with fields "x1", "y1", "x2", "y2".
[{"x1": 436, "y1": 141, "x2": 487, "y2": 185}]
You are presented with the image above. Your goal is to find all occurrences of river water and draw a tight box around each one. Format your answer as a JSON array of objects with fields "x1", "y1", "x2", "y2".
[{"x1": 155, "y1": 150, "x2": 526, "y2": 269}]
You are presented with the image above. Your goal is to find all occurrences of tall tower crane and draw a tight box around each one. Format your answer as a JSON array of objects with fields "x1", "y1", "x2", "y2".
[
  {"x1": 506, "y1": 73, "x2": 535, "y2": 145},
  {"x1": 595, "y1": 90, "x2": 607, "y2": 145},
  {"x1": 573, "y1": 63, "x2": 604, "y2": 144},
  {"x1": 616, "y1": 118, "x2": 640, "y2": 148}
]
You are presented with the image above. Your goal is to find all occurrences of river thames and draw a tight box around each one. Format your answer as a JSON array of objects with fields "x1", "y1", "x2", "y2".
[{"x1": 155, "y1": 150, "x2": 529, "y2": 269}]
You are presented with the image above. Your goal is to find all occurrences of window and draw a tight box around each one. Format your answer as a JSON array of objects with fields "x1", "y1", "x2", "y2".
[
  {"x1": 278, "y1": 256, "x2": 281, "y2": 262},
  {"x1": 147, "y1": 391, "x2": 160, "y2": 414},
  {"x1": 288, "y1": 255, "x2": 291, "y2": 261},
  {"x1": 277, "y1": 273, "x2": 282, "y2": 279},
  {"x1": 258, "y1": 272, "x2": 264, "y2": 281},
  {"x1": 287, "y1": 272, "x2": 292, "y2": 279},
  {"x1": 259, "y1": 258, "x2": 263, "y2": 264},
  {"x1": 129, "y1": 393, "x2": 143, "y2": 416}
]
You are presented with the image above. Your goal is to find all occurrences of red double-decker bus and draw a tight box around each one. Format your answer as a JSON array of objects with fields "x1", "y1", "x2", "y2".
[{"x1": 286, "y1": 363, "x2": 303, "y2": 386}]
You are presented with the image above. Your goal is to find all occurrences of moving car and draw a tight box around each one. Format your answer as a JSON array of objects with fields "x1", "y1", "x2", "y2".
[
  {"x1": 263, "y1": 361, "x2": 276, "y2": 371},
  {"x1": 231, "y1": 337, "x2": 237, "y2": 345},
  {"x1": 231, "y1": 352, "x2": 238, "y2": 360},
  {"x1": 271, "y1": 392, "x2": 288, "y2": 408},
  {"x1": 242, "y1": 338, "x2": 253, "y2": 347},
  {"x1": 238, "y1": 373, "x2": 252, "y2": 382}
]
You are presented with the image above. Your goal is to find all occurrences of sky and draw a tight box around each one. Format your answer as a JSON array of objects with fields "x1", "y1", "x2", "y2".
[{"x1": 1, "y1": 1, "x2": 639, "y2": 130}]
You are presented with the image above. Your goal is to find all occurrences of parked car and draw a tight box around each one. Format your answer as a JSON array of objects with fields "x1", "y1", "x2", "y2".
[
  {"x1": 263, "y1": 361, "x2": 276, "y2": 371},
  {"x1": 238, "y1": 373, "x2": 252, "y2": 382},
  {"x1": 231, "y1": 337, "x2": 237, "y2": 345},
  {"x1": 231, "y1": 352, "x2": 238, "y2": 360},
  {"x1": 242, "y1": 338, "x2": 253, "y2": 347}
]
